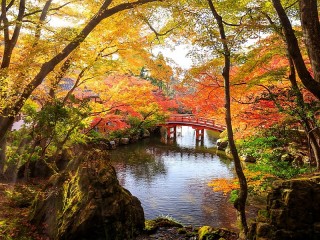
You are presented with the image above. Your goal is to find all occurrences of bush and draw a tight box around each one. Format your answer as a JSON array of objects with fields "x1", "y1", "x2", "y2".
[
  {"x1": 229, "y1": 190, "x2": 238, "y2": 203},
  {"x1": 248, "y1": 160, "x2": 310, "y2": 179},
  {"x1": 239, "y1": 132, "x2": 311, "y2": 179}
]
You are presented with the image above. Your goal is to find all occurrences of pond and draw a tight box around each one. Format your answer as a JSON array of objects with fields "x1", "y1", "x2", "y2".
[{"x1": 109, "y1": 126, "x2": 238, "y2": 230}]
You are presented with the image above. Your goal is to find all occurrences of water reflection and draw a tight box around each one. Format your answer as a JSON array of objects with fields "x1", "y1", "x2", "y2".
[{"x1": 109, "y1": 126, "x2": 238, "y2": 229}]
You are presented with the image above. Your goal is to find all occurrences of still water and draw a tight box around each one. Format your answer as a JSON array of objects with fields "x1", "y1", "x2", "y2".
[{"x1": 109, "y1": 126, "x2": 238, "y2": 229}]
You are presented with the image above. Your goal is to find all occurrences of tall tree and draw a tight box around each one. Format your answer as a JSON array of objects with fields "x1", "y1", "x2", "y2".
[
  {"x1": 272, "y1": 0, "x2": 320, "y2": 100},
  {"x1": 207, "y1": 0, "x2": 248, "y2": 236},
  {"x1": 267, "y1": 0, "x2": 320, "y2": 169}
]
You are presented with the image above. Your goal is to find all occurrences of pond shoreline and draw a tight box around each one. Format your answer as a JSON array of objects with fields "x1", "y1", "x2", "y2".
[
  {"x1": 0, "y1": 181, "x2": 240, "y2": 240},
  {"x1": 0, "y1": 127, "x2": 263, "y2": 239}
]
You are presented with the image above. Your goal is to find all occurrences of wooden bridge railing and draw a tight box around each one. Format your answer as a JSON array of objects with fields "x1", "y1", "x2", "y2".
[{"x1": 165, "y1": 114, "x2": 226, "y2": 132}]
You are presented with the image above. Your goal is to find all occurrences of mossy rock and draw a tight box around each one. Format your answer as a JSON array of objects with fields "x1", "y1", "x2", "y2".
[
  {"x1": 198, "y1": 226, "x2": 238, "y2": 240},
  {"x1": 30, "y1": 150, "x2": 145, "y2": 240},
  {"x1": 144, "y1": 220, "x2": 158, "y2": 234},
  {"x1": 154, "y1": 217, "x2": 183, "y2": 228},
  {"x1": 198, "y1": 226, "x2": 217, "y2": 240},
  {"x1": 186, "y1": 231, "x2": 198, "y2": 238},
  {"x1": 177, "y1": 227, "x2": 187, "y2": 234},
  {"x1": 144, "y1": 217, "x2": 183, "y2": 234}
]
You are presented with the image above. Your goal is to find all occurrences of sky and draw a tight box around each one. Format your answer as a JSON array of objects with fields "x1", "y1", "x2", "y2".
[{"x1": 153, "y1": 44, "x2": 193, "y2": 70}]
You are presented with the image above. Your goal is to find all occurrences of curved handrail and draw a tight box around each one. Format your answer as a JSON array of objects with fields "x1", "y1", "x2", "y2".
[{"x1": 164, "y1": 115, "x2": 226, "y2": 132}]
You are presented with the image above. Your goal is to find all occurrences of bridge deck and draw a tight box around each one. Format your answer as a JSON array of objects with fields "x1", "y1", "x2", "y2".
[{"x1": 164, "y1": 114, "x2": 226, "y2": 132}]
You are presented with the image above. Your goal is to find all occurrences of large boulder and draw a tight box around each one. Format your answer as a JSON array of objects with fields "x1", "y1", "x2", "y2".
[
  {"x1": 30, "y1": 150, "x2": 144, "y2": 240},
  {"x1": 248, "y1": 174, "x2": 320, "y2": 240}
]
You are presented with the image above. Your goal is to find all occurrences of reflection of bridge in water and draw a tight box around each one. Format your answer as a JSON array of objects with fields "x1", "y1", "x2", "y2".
[
  {"x1": 161, "y1": 114, "x2": 226, "y2": 145},
  {"x1": 146, "y1": 142, "x2": 223, "y2": 159}
]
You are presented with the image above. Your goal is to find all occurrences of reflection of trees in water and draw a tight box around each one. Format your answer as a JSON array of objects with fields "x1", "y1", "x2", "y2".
[
  {"x1": 200, "y1": 187, "x2": 237, "y2": 231},
  {"x1": 206, "y1": 130, "x2": 220, "y2": 145},
  {"x1": 110, "y1": 134, "x2": 239, "y2": 227},
  {"x1": 183, "y1": 179, "x2": 237, "y2": 230},
  {"x1": 111, "y1": 135, "x2": 235, "y2": 185},
  {"x1": 110, "y1": 146, "x2": 167, "y2": 184}
]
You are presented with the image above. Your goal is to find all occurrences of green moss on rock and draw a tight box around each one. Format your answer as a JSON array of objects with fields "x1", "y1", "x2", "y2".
[
  {"x1": 198, "y1": 226, "x2": 238, "y2": 240},
  {"x1": 30, "y1": 150, "x2": 145, "y2": 240}
]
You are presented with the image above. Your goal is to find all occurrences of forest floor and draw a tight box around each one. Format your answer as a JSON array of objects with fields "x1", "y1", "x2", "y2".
[{"x1": 0, "y1": 181, "x2": 47, "y2": 240}]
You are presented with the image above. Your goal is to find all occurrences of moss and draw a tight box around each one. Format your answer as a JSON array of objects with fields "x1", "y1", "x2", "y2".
[
  {"x1": 198, "y1": 226, "x2": 214, "y2": 240},
  {"x1": 154, "y1": 217, "x2": 183, "y2": 228},
  {"x1": 198, "y1": 226, "x2": 238, "y2": 240},
  {"x1": 144, "y1": 220, "x2": 158, "y2": 233},
  {"x1": 257, "y1": 209, "x2": 270, "y2": 222},
  {"x1": 144, "y1": 217, "x2": 183, "y2": 234},
  {"x1": 186, "y1": 231, "x2": 198, "y2": 237},
  {"x1": 177, "y1": 227, "x2": 187, "y2": 234}
]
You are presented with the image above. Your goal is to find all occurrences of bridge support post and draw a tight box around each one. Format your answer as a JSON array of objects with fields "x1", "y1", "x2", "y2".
[
  {"x1": 195, "y1": 128, "x2": 204, "y2": 146},
  {"x1": 167, "y1": 125, "x2": 177, "y2": 139}
]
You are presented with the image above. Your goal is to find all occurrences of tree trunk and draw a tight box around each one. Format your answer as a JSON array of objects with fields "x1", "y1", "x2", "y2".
[
  {"x1": 0, "y1": 134, "x2": 6, "y2": 176},
  {"x1": 299, "y1": 0, "x2": 320, "y2": 84},
  {"x1": 207, "y1": 0, "x2": 248, "y2": 236},
  {"x1": 0, "y1": 115, "x2": 13, "y2": 175},
  {"x1": 287, "y1": 56, "x2": 320, "y2": 170},
  {"x1": 309, "y1": 130, "x2": 320, "y2": 170},
  {"x1": 272, "y1": 0, "x2": 320, "y2": 100},
  {"x1": 265, "y1": 11, "x2": 320, "y2": 170}
]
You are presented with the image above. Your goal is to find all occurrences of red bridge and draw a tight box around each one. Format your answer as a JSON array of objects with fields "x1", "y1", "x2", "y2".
[{"x1": 162, "y1": 114, "x2": 226, "y2": 142}]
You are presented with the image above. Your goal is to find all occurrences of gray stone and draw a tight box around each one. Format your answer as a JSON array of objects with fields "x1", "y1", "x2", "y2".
[
  {"x1": 130, "y1": 135, "x2": 140, "y2": 143},
  {"x1": 109, "y1": 141, "x2": 116, "y2": 149},
  {"x1": 242, "y1": 155, "x2": 257, "y2": 163},
  {"x1": 280, "y1": 153, "x2": 294, "y2": 163},
  {"x1": 142, "y1": 129, "x2": 150, "y2": 138},
  {"x1": 249, "y1": 175, "x2": 320, "y2": 240},
  {"x1": 120, "y1": 137, "x2": 130, "y2": 145},
  {"x1": 217, "y1": 139, "x2": 228, "y2": 150},
  {"x1": 30, "y1": 150, "x2": 144, "y2": 240}
]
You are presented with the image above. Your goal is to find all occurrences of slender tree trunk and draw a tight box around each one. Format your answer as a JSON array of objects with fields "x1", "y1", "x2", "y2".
[
  {"x1": 265, "y1": 12, "x2": 320, "y2": 170},
  {"x1": 0, "y1": 134, "x2": 6, "y2": 176},
  {"x1": 287, "y1": 56, "x2": 320, "y2": 170},
  {"x1": 207, "y1": 0, "x2": 248, "y2": 236},
  {"x1": 272, "y1": 0, "x2": 320, "y2": 100},
  {"x1": 299, "y1": 0, "x2": 320, "y2": 84},
  {"x1": 0, "y1": 115, "x2": 13, "y2": 175},
  {"x1": 308, "y1": 130, "x2": 320, "y2": 170}
]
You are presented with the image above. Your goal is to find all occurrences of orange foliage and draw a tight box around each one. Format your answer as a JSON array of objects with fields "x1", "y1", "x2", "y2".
[
  {"x1": 88, "y1": 74, "x2": 178, "y2": 133},
  {"x1": 175, "y1": 34, "x2": 313, "y2": 139},
  {"x1": 207, "y1": 178, "x2": 239, "y2": 195},
  {"x1": 208, "y1": 169, "x2": 274, "y2": 195}
]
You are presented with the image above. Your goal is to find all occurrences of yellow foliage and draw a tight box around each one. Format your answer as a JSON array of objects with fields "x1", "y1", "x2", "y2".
[{"x1": 208, "y1": 169, "x2": 274, "y2": 194}]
